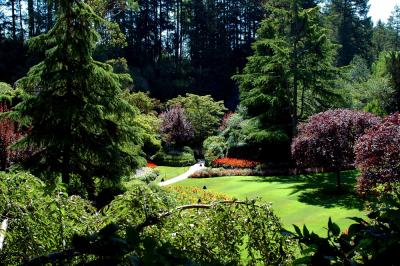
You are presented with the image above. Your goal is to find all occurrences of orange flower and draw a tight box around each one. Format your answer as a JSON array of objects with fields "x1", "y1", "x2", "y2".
[
  {"x1": 146, "y1": 161, "x2": 157, "y2": 168},
  {"x1": 212, "y1": 158, "x2": 259, "y2": 168}
]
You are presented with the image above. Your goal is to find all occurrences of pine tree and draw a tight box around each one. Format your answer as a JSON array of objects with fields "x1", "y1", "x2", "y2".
[
  {"x1": 372, "y1": 20, "x2": 396, "y2": 60},
  {"x1": 11, "y1": 0, "x2": 144, "y2": 197},
  {"x1": 233, "y1": 0, "x2": 338, "y2": 160},
  {"x1": 388, "y1": 5, "x2": 400, "y2": 50},
  {"x1": 326, "y1": 0, "x2": 373, "y2": 66},
  {"x1": 384, "y1": 51, "x2": 400, "y2": 113}
]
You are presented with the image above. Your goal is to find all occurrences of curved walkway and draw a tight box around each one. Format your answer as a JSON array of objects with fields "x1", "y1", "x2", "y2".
[{"x1": 158, "y1": 163, "x2": 205, "y2": 186}]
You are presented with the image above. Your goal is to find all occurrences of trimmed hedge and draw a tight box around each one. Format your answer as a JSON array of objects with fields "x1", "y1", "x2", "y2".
[{"x1": 152, "y1": 146, "x2": 196, "y2": 166}]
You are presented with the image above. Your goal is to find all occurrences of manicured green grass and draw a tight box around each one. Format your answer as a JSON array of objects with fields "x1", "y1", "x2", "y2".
[
  {"x1": 175, "y1": 171, "x2": 366, "y2": 234},
  {"x1": 155, "y1": 166, "x2": 190, "y2": 181}
]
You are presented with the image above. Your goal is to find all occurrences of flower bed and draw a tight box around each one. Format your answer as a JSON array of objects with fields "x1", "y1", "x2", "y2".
[
  {"x1": 166, "y1": 185, "x2": 232, "y2": 204},
  {"x1": 212, "y1": 158, "x2": 260, "y2": 169},
  {"x1": 190, "y1": 167, "x2": 262, "y2": 178},
  {"x1": 146, "y1": 161, "x2": 157, "y2": 168}
]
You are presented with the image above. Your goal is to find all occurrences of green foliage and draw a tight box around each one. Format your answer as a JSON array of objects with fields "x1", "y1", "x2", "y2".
[
  {"x1": 122, "y1": 90, "x2": 162, "y2": 157},
  {"x1": 152, "y1": 146, "x2": 196, "y2": 167},
  {"x1": 157, "y1": 202, "x2": 294, "y2": 265},
  {"x1": 167, "y1": 93, "x2": 227, "y2": 143},
  {"x1": 372, "y1": 20, "x2": 396, "y2": 60},
  {"x1": 0, "y1": 172, "x2": 100, "y2": 265},
  {"x1": 134, "y1": 113, "x2": 161, "y2": 157},
  {"x1": 233, "y1": 0, "x2": 339, "y2": 154},
  {"x1": 129, "y1": 167, "x2": 160, "y2": 184},
  {"x1": 86, "y1": 0, "x2": 138, "y2": 49},
  {"x1": 338, "y1": 54, "x2": 395, "y2": 116},
  {"x1": 105, "y1": 58, "x2": 134, "y2": 89},
  {"x1": 29, "y1": 182, "x2": 295, "y2": 265},
  {"x1": 4, "y1": 174, "x2": 294, "y2": 265},
  {"x1": 0, "y1": 82, "x2": 14, "y2": 103},
  {"x1": 326, "y1": 0, "x2": 373, "y2": 66},
  {"x1": 353, "y1": 51, "x2": 400, "y2": 114},
  {"x1": 9, "y1": 1, "x2": 144, "y2": 197},
  {"x1": 388, "y1": 4, "x2": 400, "y2": 50},
  {"x1": 203, "y1": 136, "x2": 227, "y2": 164},
  {"x1": 288, "y1": 186, "x2": 400, "y2": 265},
  {"x1": 221, "y1": 111, "x2": 247, "y2": 153},
  {"x1": 125, "y1": 91, "x2": 159, "y2": 115},
  {"x1": 383, "y1": 51, "x2": 400, "y2": 112}
]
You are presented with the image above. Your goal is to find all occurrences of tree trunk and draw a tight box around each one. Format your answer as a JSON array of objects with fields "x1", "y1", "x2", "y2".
[
  {"x1": 11, "y1": 0, "x2": 17, "y2": 40},
  {"x1": 47, "y1": 0, "x2": 53, "y2": 31},
  {"x1": 291, "y1": 1, "x2": 299, "y2": 137},
  {"x1": 28, "y1": 0, "x2": 35, "y2": 37},
  {"x1": 18, "y1": 0, "x2": 23, "y2": 40},
  {"x1": 61, "y1": 0, "x2": 73, "y2": 186}
]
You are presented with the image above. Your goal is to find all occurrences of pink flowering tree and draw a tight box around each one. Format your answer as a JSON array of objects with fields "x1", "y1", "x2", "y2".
[
  {"x1": 292, "y1": 109, "x2": 381, "y2": 189},
  {"x1": 159, "y1": 106, "x2": 194, "y2": 146},
  {"x1": 355, "y1": 113, "x2": 400, "y2": 194}
]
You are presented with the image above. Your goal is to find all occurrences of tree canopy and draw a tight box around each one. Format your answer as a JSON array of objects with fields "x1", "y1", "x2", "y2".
[
  {"x1": 233, "y1": 0, "x2": 338, "y2": 160},
  {"x1": 167, "y1": 93, "x2": 227, "y2": 143},
  {"x1": 9, "y1": 0, "x2": 144, "y2": 197}
]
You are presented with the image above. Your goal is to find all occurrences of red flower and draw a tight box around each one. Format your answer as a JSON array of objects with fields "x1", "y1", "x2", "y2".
[
  {"x1": 146, "y1": 161, "x2": 157, "y2": 168},
  {"x1": 212, "y1": 158, "x2": 259, "y2": 169}
]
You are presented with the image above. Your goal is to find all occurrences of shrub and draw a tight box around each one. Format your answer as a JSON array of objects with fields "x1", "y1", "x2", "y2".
[
  {"x1": 132, "y1": 167, "x2": 160, "y2": 184},
  {"x1": 0, "y1": 172, "x2": 100, "y2": 264},
  {"x1": 212, "y1": 157, "x2": 260, "y2": 169},
  {"x1": 33, "y1": 184, "x2": 295, "y2": 265},
  {"x1": 8, "y1": 172, "x2": 295, "y2": 265},
  {"x1": 355, "y1": 113, "x2": 400, "y2": 194},
  {"x1": 167, "y1": 94, "x2": 227, "y2": 142},
  {"x1": 203, "y1": 136, "x2": 227, "y2": 164},
  {"x1": 292, "y1": 109, "x2": 380, "y2": 188},
  {"x1": 159, "y1": 106, "x2": 194, "y2": 146},
  {"x1": 220, "y1": 112, "x2": 246, "y2": 154},
  {"x1": 0, "y1": 101, "x2": 25, "y2": 169},
  {"x1": 0, "y1": 83, "x2": 28, "y2": 169},
  {"x1": 152, "y1": 146, "x2": 196, "y2": 166},
  {"x1": 219, "y1": 112, "x2": 234, "y2": 131}
]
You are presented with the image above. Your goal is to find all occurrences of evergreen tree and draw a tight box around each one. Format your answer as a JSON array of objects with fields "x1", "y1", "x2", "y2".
[
  {"x1": 233, "y1": 0, "x2": 338, "y2": 160},
  {"x1": 384, "y1": 51, "x2": 400, "y2": 113},
  {"x1": 372, "y1": 20, "x2": 396, "y2": 60},
  {"x1": 11, "y1": 0, "x2": 144, "y2": 197},
  {"x1": 326, "y1": 0, "x2": 373, "y2": 66},
  {"x1": 388, "y1": 4, "x2": 400, "y2": 50}
]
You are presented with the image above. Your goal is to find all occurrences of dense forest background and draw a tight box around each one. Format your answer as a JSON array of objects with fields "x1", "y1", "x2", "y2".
[{"x1": 1, "y1": 0, "x2": 398, "y2": 109}]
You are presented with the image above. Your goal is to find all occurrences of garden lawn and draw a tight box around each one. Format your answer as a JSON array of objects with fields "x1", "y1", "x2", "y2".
[
  {"x1": 155, "y1": 166, "x2": 190, "y2": 182},
  {"x1": 175, "y1": 171, "x2": 366, "y2": 235}
]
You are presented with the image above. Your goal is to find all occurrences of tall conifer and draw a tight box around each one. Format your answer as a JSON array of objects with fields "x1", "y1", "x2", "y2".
[
  {"x1": 12, "y1": 0, "x2": 144, "y2": 197},
  {"x1": 233, "y1": 0, "x2": 338, "y2": 159}
]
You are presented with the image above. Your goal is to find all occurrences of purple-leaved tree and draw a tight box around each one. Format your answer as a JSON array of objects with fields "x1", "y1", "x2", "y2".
[
  {"x1": 292, "y1": 109, "x2": 381, "y2": 189},
  {"x1": 159, "y1": 106, "x2": 194, "y2": 146},
  {"x1": 355, "y1": 113, "x2": 400, "y2": 194}
]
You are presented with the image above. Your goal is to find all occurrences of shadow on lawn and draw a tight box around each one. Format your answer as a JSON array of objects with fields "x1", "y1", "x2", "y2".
[{"x1": 243, "y1": 171, "x2": 365, "y2": 210}]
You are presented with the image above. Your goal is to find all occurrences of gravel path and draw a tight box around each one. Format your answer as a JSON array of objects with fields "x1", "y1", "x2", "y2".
[{"x1": 158, "y1": 163, "x2": 205, "y2": 186}]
